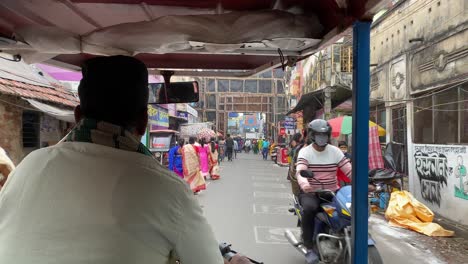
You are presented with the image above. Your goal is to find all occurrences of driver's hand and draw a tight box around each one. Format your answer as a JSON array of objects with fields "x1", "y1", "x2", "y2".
[{"x1": 223, "y1": 254, "x2": 251, "y2": 264}]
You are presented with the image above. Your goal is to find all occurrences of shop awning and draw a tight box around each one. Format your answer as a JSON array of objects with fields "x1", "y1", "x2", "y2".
[
  {"x1": 286, "y1": 85, "x2": 352, "y2": 115},
  {"x1": 26, "y1": 98, "x2": 75, "y2": 123}
]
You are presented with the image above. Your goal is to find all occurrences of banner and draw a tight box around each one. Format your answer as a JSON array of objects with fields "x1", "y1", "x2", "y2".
[{"x1": 148, "y1": 105, "x2": 169, "y2": 130}]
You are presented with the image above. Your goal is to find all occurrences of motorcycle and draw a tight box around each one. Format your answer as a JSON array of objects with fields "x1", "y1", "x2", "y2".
[
  {"x1": 284, "y1": 170, "x2": 383, "y2": 264},
  {"x1": 368, "y1": 168, "x2": 406, "y2": 211}
]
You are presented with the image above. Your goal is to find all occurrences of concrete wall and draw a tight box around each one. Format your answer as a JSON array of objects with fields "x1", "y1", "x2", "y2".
[
  {"x1": 408, "y1": 144, "x2": 468, "y2": 225},
  {"x1": 370, "y1": 0, "x2": 468, "y2": 225},
  {"x1": 0, "y1": 97, "x2": 23, "y2": 164},
  {"x1": 371, "y1": 0, "x2": 466, "y2": 66}
]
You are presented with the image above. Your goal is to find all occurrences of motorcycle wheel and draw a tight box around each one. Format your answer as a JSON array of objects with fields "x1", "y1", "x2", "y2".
[{"x1": 341, "y1": 246, "x2": 383, "y2": 264}]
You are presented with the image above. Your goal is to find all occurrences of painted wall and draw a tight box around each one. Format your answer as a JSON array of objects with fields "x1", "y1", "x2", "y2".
[{"x1": 410, "y1": 144, "x2": 468, "y2": 225}]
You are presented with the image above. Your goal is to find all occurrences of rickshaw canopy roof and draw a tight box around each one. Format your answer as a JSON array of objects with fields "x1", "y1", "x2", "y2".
[{"x1": 0, "y1": 0, "x2": 389, "y2": 76}]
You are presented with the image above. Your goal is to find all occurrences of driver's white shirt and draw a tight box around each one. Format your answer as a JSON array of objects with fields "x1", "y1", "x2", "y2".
[{"x1": 0, "y1": 142, "x2": 223, "y2": 264}]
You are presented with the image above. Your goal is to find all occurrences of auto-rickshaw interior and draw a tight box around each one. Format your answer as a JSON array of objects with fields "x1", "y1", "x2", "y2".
[{"x1": 0, "y1": 0, "x2": 387, "y2": 78}]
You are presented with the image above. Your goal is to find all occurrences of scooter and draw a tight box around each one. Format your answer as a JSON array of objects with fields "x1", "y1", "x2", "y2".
[{"x1": 284, "y1": 170, "x2": 383, "y2": 264}]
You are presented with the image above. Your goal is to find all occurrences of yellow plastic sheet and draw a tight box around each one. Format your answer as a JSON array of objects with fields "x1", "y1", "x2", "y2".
[{"x1": 385, "y1": 191, "x2": 454, "y2": 237}]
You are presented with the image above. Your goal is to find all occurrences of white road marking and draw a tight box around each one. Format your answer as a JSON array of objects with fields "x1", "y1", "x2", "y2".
[
  {"x1": 254, "y1": 191, "x2": 293, "y2": 199},
  {"x1": 254, "y1": 226, "x2": 302, "y2": 244},
  {"x1": 253, "y1": 204, "x2": 293, "y2": 215},
  {"x1": 252, "y1": 176, "x2": 283, "y2": 181},
  {"x1": 253, "y1": 182, "x2": 288, "y2": 188}
]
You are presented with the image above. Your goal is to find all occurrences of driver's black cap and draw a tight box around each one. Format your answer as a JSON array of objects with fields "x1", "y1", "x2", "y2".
[{"x1": 78, "y1": 55, "x2": 149, "y2": 127}]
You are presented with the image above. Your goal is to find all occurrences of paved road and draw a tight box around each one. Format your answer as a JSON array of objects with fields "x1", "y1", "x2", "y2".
[{"x1": 197, "y1": 152, "x2": 448, "y2": 264}]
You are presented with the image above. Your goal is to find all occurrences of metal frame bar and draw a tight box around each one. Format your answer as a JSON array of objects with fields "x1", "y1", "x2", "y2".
[{"x1": 351, "y1": 21, "x2": 371, "y2": 264}]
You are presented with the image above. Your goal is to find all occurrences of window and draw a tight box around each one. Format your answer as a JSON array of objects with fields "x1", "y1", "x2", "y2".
[
  {"x1": 276, "y1": 80, "x2": 284, "y2": 93},
  {"x1": 206, "y1": 111, "x2": 216, "y2": 122},
  {"x1": 340, "y1": 46, "x2": 353, "y2": 72},
  {"x1": 434, "y1": 88, "x2": 458, "y2": 143},
  {"x1": 413, "y1": 96, "x2": 433, "y2": 143},
  {"x1": 277, "y1": 97, "x2": 287, "y2": 111},
  {"x1": 245, "y1": 80, "x2": 258, "y2": 93},
  {"x1": 22, "y1": 111, "x2": 40, "y2": 148},
  {"x1": 259, "y1": 70, "x2": 272, "y2": 78},
  {"x1": 207, "y1": 94, "x2": 216, "y2": 109},
  {"x1": 392, "y1": 107, "x2": 406, "y2": 144},
  {"x1": 370, "y1": 104, "x2": 386, "y2": 143},
  {"x1": 413, "y1": 85, "x2": 468, "y2": 144},
  {"x1": 258, "y1": 80, "x2": 272, "y2": 93},
  {"x1": 218, "y1": 79, "x2": 229, "y2": 92},
  {"x1": 207, "y1": 79, "x2": 216, "y2": 92},
  {"x1": 230, "y1": 80, "x2": 243, "y2": 92},
  {"x1": 273, "y1": 68, "x2": 285, "y2": 78}
]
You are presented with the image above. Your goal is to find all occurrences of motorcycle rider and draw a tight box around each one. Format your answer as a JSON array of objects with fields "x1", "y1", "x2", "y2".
[{"x1": 295, "y1": 119, "x2": 352, "y2": 250}]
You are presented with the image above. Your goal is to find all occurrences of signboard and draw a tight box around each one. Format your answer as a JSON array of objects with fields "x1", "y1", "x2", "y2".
[
  {"x1": 151, "y1": 135, "x2": 172, "y2": 152},
  {"x1": 167, "y1": 104, "x2": 177, "y2": 116},
  {"x1": 284, "y1": 117, "x2": 296, "y2": 129},
  {"x1": 176, "y1": 103, "x2": 198, "y2": 117},
  {"x1": 148, "y1": 105, "x2": 169, "y2": 129},
  {"x1": 177, "y1": 111, "x2": 189, "y2": 120},
  {"x1": 186, "y1": 104, "x2": 198, "y2": 117}
]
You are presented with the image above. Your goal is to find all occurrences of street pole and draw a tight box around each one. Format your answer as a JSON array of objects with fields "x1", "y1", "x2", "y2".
[
  {"x1": 351, "y1": 21, "x2": 371, "y2": 264},
  {"x1": 324, "y1": 86, "x2": 332, "y2": 120}
]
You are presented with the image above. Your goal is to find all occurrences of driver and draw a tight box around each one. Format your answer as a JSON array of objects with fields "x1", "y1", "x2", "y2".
[
  {"x1": 0, "y1": 56, "x2": 249, "y2": 264},
  {"x1": 295, "y1": 119, "x2": 352, "y2": 250}
]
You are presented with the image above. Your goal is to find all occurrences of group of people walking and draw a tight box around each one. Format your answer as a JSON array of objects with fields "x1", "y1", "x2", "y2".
[{"x1": 168, "y1": 137, "x2": 221, "y2": 194}]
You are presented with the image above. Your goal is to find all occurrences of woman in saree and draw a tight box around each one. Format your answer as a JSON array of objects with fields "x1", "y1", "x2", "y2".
[
  {"x1": 198, "y1": 138, "x2": 211, "y2": 179},
  {"x1": 218, "y1": 136, "x2": 226, "y2": 163},
  {"x1": 167, "y1": 139, "x2": 184, "y2": 179},
  {"x1": 208, "y1": 137, "x2": 221, "y2": 180},
  {"x1": 181, "y1": 137, "x2": 206, "y2": 194}
]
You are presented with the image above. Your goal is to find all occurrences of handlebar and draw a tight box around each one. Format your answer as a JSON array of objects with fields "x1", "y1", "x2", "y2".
[{"x1": 219, "y1": 243, "x2": 263, "y2": 264}]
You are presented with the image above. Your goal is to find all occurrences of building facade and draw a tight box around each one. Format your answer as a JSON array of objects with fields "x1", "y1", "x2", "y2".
[
  {"x1": 195, "y1": 69, "x2": 287, "y2": 139},
  {"x1": 285, "y1": 0, "x2": 468, "y2": 225},
  {"x1": 0, "y1": 60, "x2": 78, "y2": 164},
  {"x1": 370, "y1": 0, "x2": 467, "y2": 225}
]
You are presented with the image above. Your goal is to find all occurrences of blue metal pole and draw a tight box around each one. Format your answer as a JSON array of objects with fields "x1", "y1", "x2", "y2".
[{"x1": 351, "y1": 21, "x2": 371, "y2": 264}]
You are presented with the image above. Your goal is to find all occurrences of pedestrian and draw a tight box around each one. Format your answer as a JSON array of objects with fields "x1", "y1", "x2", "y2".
[
  {"x1": 208, "y1": 138, "x2": 221, "y2": 180},
  {"x1": 262, "y1": 138, "x2": 270, "y2": 160},
  {"x1": 233, "y1": 139, "x2": 238, "y2": 159},
  {"x1": 258, "y1": 138, "x2": 263, "y2": 155},
  {"x1": 225, "y1": 134, "x2": 234, "y2": 161},
  {"x1": 218, "y1": 136, "x2": 226, "y2": 163},
  {"x1": 198, "y1": 137, "x2": 211, "y2": 180},
  {"x1": 252, "y1": 139, "x2": 259, "y2": 154},
  {"x1": 287, "y1": 132, "x2": 305, "y2": 196},
  {"x1": 168, "y1": 139, "x2": 184, "y2": 179},
  {"x1": 338, "y1": 141, "x2": 352, "y2": 160},
  {"x1": 337, "y1": 141, "x2": 352, "y2": 187},
  {"x1": 182, "y1": 136, "x2": 206, "y2": 194},
  {"x1": 245, "y1": 139, "x2": 251, "y2": 153}
]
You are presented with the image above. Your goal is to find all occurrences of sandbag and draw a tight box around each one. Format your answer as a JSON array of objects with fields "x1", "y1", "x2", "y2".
[{"x1": 385, "y1": 191, "x2": 454, "y2": 237}]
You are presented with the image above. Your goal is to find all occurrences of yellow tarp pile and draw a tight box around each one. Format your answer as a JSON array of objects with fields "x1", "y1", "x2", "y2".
[{"x1": 385, "y1": 190, "x2": 454, "y2": 237}]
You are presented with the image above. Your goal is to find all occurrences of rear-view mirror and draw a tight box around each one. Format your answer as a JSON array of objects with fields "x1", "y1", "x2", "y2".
[{"x1": 149, "y1": 82, "x2": 199, "y2": 104}]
